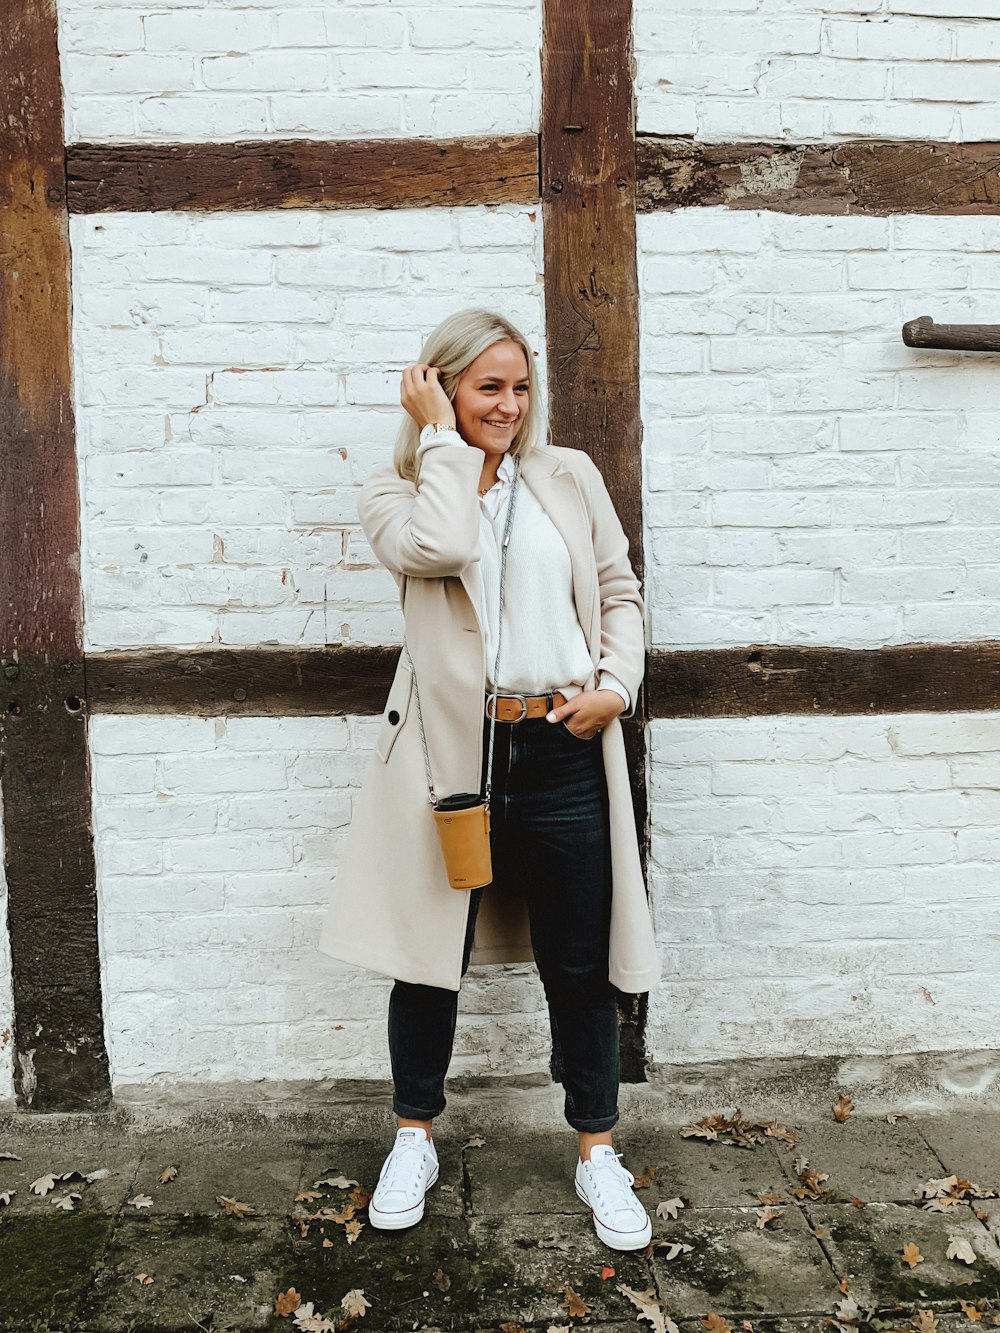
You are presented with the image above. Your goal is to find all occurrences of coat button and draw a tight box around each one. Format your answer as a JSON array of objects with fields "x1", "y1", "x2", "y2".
[{"x1": 388, "y1": 710, "x2": 400, "y2": 725}]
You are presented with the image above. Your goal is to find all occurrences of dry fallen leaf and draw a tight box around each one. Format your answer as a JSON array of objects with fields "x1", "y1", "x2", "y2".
[
  {"x1": 296, "y1": 1190, "x2": 324, "y2": 1204},
  {"x1": 618, "y1": 1284, "x2": 677, "y2": 1333},
  {"x1": 790, "y1": 1164, "x2": 830, "y2": 1201},
  {"x1": 30, "y1": 1174, "x2": 57, "y2": 1197},
  {"x1": 464, "y1": 1136, "x2": 486, "y2": 1150},
  {"x1": 812, "y1": 1224, "x2": 831, "y2": 1240},
  {"x1": 833, "y1": 1095, "x2": 854, "y2": 1123},
  {"x1": 314, "y1": 1175, "x2": 360, "y2": 1190},
  {"x1": 755, "y1": 1206, "x2": 783, "y2": 1229},
  {"x1": 915, "y1": 1312, "x2": 939, "y2": 1333},
  {"x1": 547, "y1": 1327, "x2": 571, "y2": 1333},
  {"x1": 275, "y1": 1288, "x2": 303, "y2": 1316},
  {"x1": 901, "y1": 1243, "x2": 923, "y2": 1268},
  {"x1": 321, "y1": 1238, "x2": 332, "y2": 1248},
  {"x1": 52, "y1": 1193, "x2": 81, "y2": 1211},
  {"x1": 217, "y1": 1196, "x2": 255, "y2": 1218},
  {"x1": 656, "y1": 1197, "x2": 684, "y2": 1219},
  {"x1": 293, "y1": 1301, "x2": 337, "y2": 1333},
  {"x1": 344, "y1": 1218, "x2": 363, "y2": 1244},
  {"x1": 134, "y1": 1273, "x2": 154, "y2": 1286},
  {"x1": 432, "y1": 1268, "x2": 451, "y2": 1292},
  {"x1": 348, "y1": 1186, "x2": 372, "y2": 1209},
  {"x1": 838, "y1": 1275, "x2": 850, "y2": 1294},
  {"x1": 834, "y1": 1296, "x2": 860, "y2": 1324},
  {"x1": 886, "y1": 1113, "x2": 909, "y2": 1125},
  {"x1": 0, "y1": 1152, "x2": 21, "y2": 1161},
  {"x1": 0, "y1": 1191, "x2": 13, "y2": 1206},
  {"x1": 961, "y1": 1302, "x2": 984, "y2": 1322},
  {"x1": 600, "y1": 1264, "x2": 616, "y2": 1280},
  {"x1": 633, "y1": 1165, "x2": 658, "y2": 1189},
  {"x1": 341, "y1": 1288, "x2": 371, "y2": 1319},
  {"x1": 948, "y1": 1237, "x2": 978, "y2": 1266},
  {"x1": 128, "y1": 1194, "x2": 153, "y2": 1210},
  {"x1": 647, "y1": 1239, "x2": 693, "y2": 1261},
  {"x1": 756, "y1": 1192, "x2": 783, "y2": 1205},
  {"x1": 499, "y1": 1324, "x2": 527, "y2": 1333},
  {"x1": 562, "y1": 1285, "x2": 590, "y2": 1318},
  {"x1": 850, "y1": 1197, "x2": 868, "y2": 1209},
  {"x1": 702, "y1": 1314, "x2": 733, "y2": 1333},
  {"x1": 158, "y1": 1166, "x2": 177, "y2": 1184}
]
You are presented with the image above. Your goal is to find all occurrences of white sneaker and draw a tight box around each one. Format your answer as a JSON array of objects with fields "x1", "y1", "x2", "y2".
[
  {"x1": 575, "y1": 1145, "x2": 653, "y2": 1251},
  {"x1": 368, "y1": 1127, "x2": 439, "y2": 1230}
]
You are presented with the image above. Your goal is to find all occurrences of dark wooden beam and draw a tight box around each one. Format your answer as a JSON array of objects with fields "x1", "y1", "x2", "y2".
[
  {"x1": 537, "y1": 0, "x2": 652, "y2": 1073},
  {"x1": 647, "y1": 643, "x2": 1000, "y2": 718},
  {"x1": 86, "y1": 646, "x2": 399, "y2": 716},
  {"x1": 903, "y1": 315, "x2": 1000, "y2": 353},
  {"x1": 638, "y1": 137, "x2": 1000, "y2": 214},
  {"x1": 0, "y1": 0, "x2": 109, "y2": 1110},
  {"x1": 66, "y1": 134, "x2": 540, "y2": 212},
  {"x1": 87, "y1": 642, "x2": 1000, "y2": 720}
]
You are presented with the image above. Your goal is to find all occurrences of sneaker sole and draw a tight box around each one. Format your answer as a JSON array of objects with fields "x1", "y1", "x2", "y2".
[
  {"x1": 575, "y1": 1181, "x2": 652, "y2": 1252},
  {"x1": 368, "y1": 1163, "x2": 439, "y2": 1231}
]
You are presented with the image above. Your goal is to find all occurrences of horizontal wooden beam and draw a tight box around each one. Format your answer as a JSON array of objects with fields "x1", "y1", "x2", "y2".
[
  {"x1": 638, "y1": 137, "x2": 1000, "y2": 215},
  {"x1": 85, "y1": 642, "x2": 1000, "y2": 719},
  {"x1": 66, "y1": 135, "x2": 540, "y2": 212},
  {"x1": 903, "y1": 314, "x2": 1000, "y2": 353}
]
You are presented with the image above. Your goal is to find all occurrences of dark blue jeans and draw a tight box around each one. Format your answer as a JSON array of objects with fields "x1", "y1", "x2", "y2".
[{"x1": 388, "y1": 705, "x2": 620, "y2": 1133}]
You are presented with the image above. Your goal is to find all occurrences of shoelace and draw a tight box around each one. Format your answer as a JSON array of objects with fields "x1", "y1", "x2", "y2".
[
  {"x1": 379, "y1": 1139, "x2": 428, "y2": 1199},
  {"x1": 586, "y1": 1152, "x2": 642, "y2": 1215}
]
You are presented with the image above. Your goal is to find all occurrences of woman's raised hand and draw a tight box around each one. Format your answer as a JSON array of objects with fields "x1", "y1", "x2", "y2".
[{"x1": 400, "y1": 364, "x2": 457, "y2": 431}]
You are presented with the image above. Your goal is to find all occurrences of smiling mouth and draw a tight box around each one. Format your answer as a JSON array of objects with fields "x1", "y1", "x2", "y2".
[{"x1": 484, "y1": 420, "x2": 515, "y2": 428}]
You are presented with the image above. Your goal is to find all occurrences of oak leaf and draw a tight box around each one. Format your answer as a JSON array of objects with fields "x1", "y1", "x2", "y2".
[
  {"x1": 52, "y1": 1193, "x2": 82, "y2": 1211},
  {"x1": 901, "y1": 1243, "x2": 923, "y2": 1268},
  {"x1": 30, "y1": 1174, "x2": 57, "y2": 1196},
  {"x1": 618, "y1": 1284, "x2": 678, "y2": 1333},
  {"x1": 886, "y1": 1113, "x2": 909, "y2": 1125},
  {"x1": 296, "y1": 1190, "x2": 324, "y2": 1203},
  {"x1": 275, "y1": 1288, "x2": 302, "y2": 1316},
  {"x1": 834, "y1": 1295, "x2": 859, "y2": 1324},
  {"x1": 702, "y1": 1314, "x2": 733, "y2": 1333},
  {"x1": 499, "y1": 1324, "x2": 527, "y2": 1333},
  {"x1": 432, "y1": 1268, "x2": 451, "y2": 1292},
  {"x1": 217, "y1": 1196, "x2": 255, "y2": 1218},
  {"x1": 548, "y1": 1327, "x2": 572, "y2": 1333},
  {"x1": 756, "y1": 1192, "x2": 783, "y2": 1205},
  {"x1": 344, "y1": 1218, "x2": 363, "y2": 1244},
  {"x1": 293, "y1": 1301, "x2": 336, "y2": 1332},
  {"x1": 850, "y1": 1197, "x2": 868, "y2": 1209},
  {"x1": 961, "y1": 1302, "x2": 984, "y2": 1321},
  {"x1": 341, "y1": 1288, "x2": 371, "y2": 1318},
  {"x1": 755, "y1": 1206, "x2": 783, "y2": 1229},
  {"x1": 915, "y1": 1313, "x2": 938, "y2": 1333},
  {"x1": 833, "y1": 1095, "x2": 854, "y2": 1123},
  {"x1": 464, "y1": 1135, "x2": 486, "y2": 1149},
  {"x1": 0, "y1": 1191, "x2": 12, "y2": 1206},
  {"x1": 947, "y1": 1237, "x2": 977, "y2": 1265},
  {"x1": 128, "y1": 1194, "x2": 154, "y2": 1210},
  {"x1": 656, "y1": 1197, "x2": 684, "y2": 1219},
  {"x1": 562, "y1": 1285, "x2": 590, "y2": 1318},
  {"x1": 158, "y1": 1166, "x2": 177, "y2": 1183},
  {"x1": 633, "y1": 1165, "x2": 657, "y2": 1189},
  {"x1": 314, "y1": 1175, "x2": 359, "y2": 1190},
  {"x1": 838, "y1": 1275, "x2": 850, "y2": 1294},
  {"x1": 134, "y1": 1273, "x2": 154, "y2": 1285},
  {"x1": 0, "y1": 1152, "x2": 20, "y2": 1161},
  {"x1": 322, "y1": 1238, "x2": 332, "y2": 1248}
]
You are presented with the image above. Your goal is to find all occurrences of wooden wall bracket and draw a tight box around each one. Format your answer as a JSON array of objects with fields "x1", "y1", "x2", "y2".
[{"x1": 903, "y1": 315, "x2": 1000, "y2": 352}]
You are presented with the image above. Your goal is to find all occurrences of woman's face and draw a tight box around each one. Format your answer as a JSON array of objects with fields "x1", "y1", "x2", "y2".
[{"x1": 452, "y1": 339, "x2": 530, "y2": 459}]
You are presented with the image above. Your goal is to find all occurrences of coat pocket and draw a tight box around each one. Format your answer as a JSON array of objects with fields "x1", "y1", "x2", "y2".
[{"x1": 374, "y1": 663, "x2": 413, "y2": 763}]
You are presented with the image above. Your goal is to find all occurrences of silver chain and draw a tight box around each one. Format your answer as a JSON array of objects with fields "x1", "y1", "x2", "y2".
[{"x1": 403, "y1": 458, "x2": 521, "y2": 808}]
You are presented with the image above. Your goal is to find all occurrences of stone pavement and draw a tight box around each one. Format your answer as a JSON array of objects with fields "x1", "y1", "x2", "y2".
[{"x1": 2, "y1": 1095, "x2": 999, "y2": 1333}]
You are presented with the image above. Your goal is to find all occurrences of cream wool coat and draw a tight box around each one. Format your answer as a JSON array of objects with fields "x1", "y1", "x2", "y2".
[{"x1": 316, "y1": 438, "x2": 661, "y2": 995}]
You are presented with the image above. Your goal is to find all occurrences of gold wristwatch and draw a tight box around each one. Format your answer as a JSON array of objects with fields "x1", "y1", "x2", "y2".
[{"x1": 428, "y1": 422, "x2": 456, "y2": 433}]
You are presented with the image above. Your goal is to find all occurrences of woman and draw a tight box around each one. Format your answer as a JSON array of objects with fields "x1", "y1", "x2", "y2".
[{"x1": 317, "y1": 308, "x2": 660, "y2": 1251}]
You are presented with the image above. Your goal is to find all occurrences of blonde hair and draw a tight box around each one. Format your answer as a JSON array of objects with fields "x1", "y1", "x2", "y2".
[{"x1": 392, "y1": 308, "x2": 544, "y2": 482}]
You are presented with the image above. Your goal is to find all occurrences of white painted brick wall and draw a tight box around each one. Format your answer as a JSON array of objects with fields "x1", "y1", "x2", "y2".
[
  {"x1": 0, "y1": 793, "x2": 13, "y2": 1104},
  {"x1": 648, "y1": 711, "x2": 1000, "y2": 1065},
  {"x1": 640, "y1": 209, "x2": 1000, "y2": 649},
  {"x1": 91, "y1": 715, "x2": 549, "y2": 1089},
  {"x1": 56, "y1": 0, "x2": 541, "y2": 142},
  {"x1": 71, "y1": 206, "x2": 545, "y2": 651},
  {"x1": 635, "y1": 0, "x2": 1000, "y2": 141}
]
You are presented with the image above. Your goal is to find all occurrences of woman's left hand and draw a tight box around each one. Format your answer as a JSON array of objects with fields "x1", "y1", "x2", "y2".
[{"x1": 546, "y1": 689, "x2": 626, "y2": 740}]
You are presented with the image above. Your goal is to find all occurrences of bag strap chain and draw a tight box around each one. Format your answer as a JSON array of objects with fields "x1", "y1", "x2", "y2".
[{"x1": 403, "y1": 457, "x2": 521, "y2": 808}]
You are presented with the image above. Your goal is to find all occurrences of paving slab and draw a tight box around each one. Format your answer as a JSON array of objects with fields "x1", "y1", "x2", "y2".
[
  {"x1": 80, "y1": 1213, "x2": 287, "y2": 1333},
  {"x1": 649, "y1": 1202, "x2": 842, "y2": 1318},
  {"x1": 772, "y1": 1115, "x2": 946, "y2": 1205},
  {"x1": 0, "y1": 1129, "x2": 141, "y2": 1214},
  {"x1": 276, "y1": 1215, "x2": 473, "y2": 1331},
  {"x1": 463, "y1": 1130, "x2": 580, "y2": 1215},
  {"x1": 0, "y1": 1209, "x2": 114, "y2": 1330},
  {"x1": 621, "y1": 1125, "x2": 792, "y2": 1208},
  {"x1": 468, "y1": 1212, "x2": 652, "y2": 1327},
  {"x1": 805, "y1": 1201, "x2": 1000, "y2": 1307},
  {"x1": 917, "y1": 1114, "x2": 1000, "y2": 1190},
  {"x1": 132, "y1": 1133, "x2": 305, "y2": 1216},
  {"x1": 297, "y1": 1132, "x2": 465, "y2": 1221}
]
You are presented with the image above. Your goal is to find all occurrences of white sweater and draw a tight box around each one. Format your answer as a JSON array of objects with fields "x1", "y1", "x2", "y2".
[{"x1": 416, "y1": 427, "x2": 630, "y2": 709}]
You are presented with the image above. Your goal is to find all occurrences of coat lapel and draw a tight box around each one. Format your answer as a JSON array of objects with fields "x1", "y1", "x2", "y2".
[{"x1": 516, "y1": 447, "x2": 599, "y2": 655}]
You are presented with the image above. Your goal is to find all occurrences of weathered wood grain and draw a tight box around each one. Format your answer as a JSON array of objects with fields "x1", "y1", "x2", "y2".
[
  {"x1": 67, "y1": 135, "x2": 540, "y2": 212},
  {"x1": 903, "y1": 314, "x2": 1000, "y2": 353},
  {"x1": 638, "y1": 137, "x2": 1000, "y2": 214},
  {"x1": 0, "y1": 0, "x2": 109, "y2": 1110},
  {"x1": 86, "y1": 646, "x2": 400, "y2": 716},
  {"x1": 647, "y1": 643, "x2": 1000, "y2": 718}
]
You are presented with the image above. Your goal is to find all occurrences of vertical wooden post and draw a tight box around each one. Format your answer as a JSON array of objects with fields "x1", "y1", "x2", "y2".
[
  {"x1": 541, "y1": 0, "x2": 649, "y2": 1076},
  {"x1": 0, "y1": 0, "x2": 110, "y2": 1109}
]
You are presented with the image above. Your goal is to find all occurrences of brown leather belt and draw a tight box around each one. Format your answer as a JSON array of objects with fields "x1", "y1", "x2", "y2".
[{"x1": 485, "y1": 690, "x2": 568, "y2": 722}]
